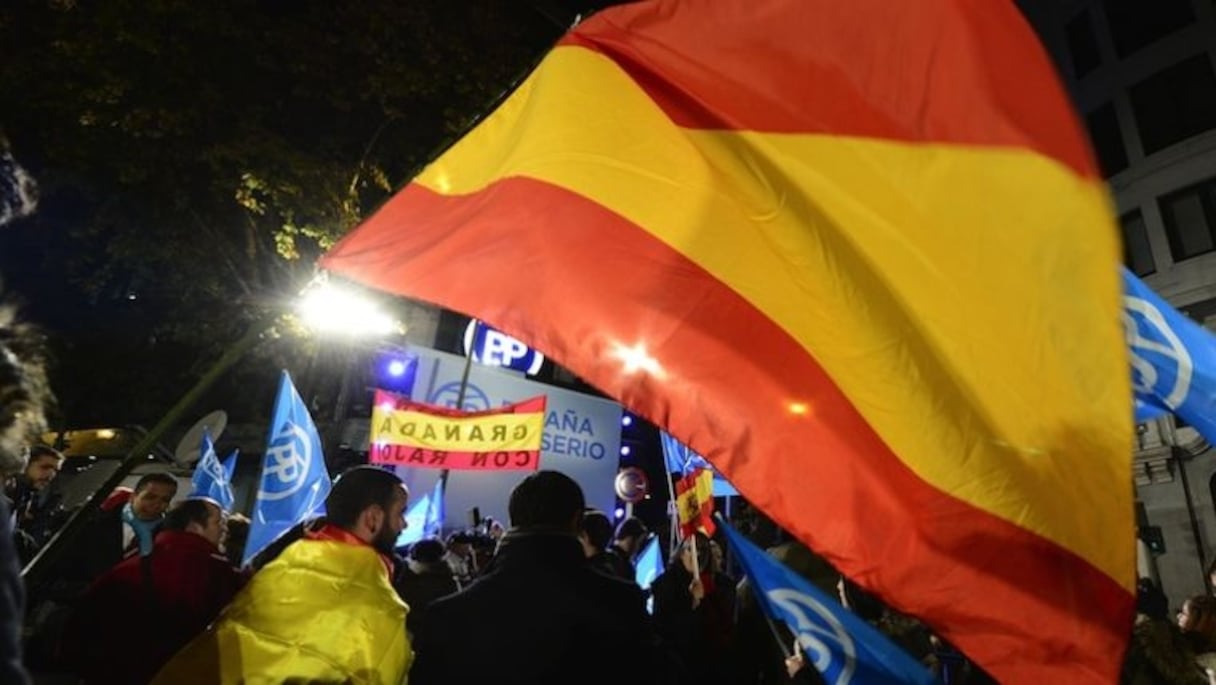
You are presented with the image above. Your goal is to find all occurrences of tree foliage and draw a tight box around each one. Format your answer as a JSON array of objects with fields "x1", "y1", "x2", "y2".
[{"x1": 0, "y1": 0, "x2": 562, "y2": 423}]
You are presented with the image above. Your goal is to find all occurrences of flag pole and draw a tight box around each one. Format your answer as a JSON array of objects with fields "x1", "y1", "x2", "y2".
[
  {"x1": 715, "y1": 513, "x2": 793, "y2": 661},
  {"x1": 663, "y1": 465, "x2": 680, "y2": 555},
  {"x1": 435, "y1": 347, "x2": 476, "y2": 507}
]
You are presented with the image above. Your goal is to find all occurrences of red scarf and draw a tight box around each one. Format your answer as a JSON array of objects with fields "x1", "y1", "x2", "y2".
[{"x1": 305, "y1": 523, "x2": 394, "y2": 577}]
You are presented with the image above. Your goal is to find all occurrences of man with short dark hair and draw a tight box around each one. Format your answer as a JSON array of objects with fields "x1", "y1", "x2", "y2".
[
  {"x1": 63, "y1": 471, "x2": 179, "y2": 585},
  {"x1": 65, "y1": 499, "x2": 243, "y2": 684},
  {"x1": 394, "y1": 538, "x2": 460, "y2": 639},
  {"x1": 608, "y1": 516, "x2": 649, "y2": 581},
  {"x1": 410, "y1": 471, "x2": 669, "y2": 685},
  {"x1": 153, "y1": 466, "x2": 412, "y2": 684},
  {"x1": 4, "y1": 445, "x2": 63, "y2": 561},
  {"x1": 578, "y1": 509, "x2": 619, "y2": 577},
  {"x1": 6, "y1": 445, "x2": 63, "y2": 507}
]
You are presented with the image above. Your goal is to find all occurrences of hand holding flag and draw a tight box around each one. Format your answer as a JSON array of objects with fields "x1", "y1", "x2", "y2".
[{"x1": 720, "y1": 520, "x2": 935, "y2": 685}]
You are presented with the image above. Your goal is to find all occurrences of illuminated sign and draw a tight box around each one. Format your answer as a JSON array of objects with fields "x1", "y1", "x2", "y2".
[{"x1": 463, "y1": 319, "x2": 545, "y2": 376}]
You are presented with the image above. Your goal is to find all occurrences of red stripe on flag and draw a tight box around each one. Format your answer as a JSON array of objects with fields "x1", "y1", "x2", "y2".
[
  {"x1": 560, "y1": 0, "x2": 1096, "y2": 179},
  {"x1": 321, "y1": 178, "x2": 1130, "y2": 681}
]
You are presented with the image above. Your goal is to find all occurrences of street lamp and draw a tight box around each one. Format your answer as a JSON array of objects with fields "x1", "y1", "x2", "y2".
[
  {"x1": 296, "y1": 280, "x2": 399, "y2": 337},
  {"x1": 23, "y1": 275, "x2": 402, "y2": 580}
]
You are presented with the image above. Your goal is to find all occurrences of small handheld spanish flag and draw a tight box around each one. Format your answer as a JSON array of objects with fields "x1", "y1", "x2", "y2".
[{"x1": 675, "y1": 468, "x2": 715, "y2": 538}]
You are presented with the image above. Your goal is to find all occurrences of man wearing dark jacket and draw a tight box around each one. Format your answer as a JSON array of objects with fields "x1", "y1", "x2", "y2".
[
  {"x1": 5, "y1": 445, "x2": 64, "y2": 563},
  {"x1": 394, "y1": 537, "x2": 460, "y2": 639},
  {"x1": 64, "y1": 498, "x2": 244, "y2": 684},
  {"x1": 410, "y1": 471, "x2": 673, "y2": 685},
  {"x1": 653, "y1": 532, "x2": 738, "y2": 684},
  {"x1": 579, "y1": 508, "x2": 626, "y2": 579},
  {"x1": 608, "y1": 516, "x2": 648, "y2": 581},
  {"x1": 59, "y1": 472, "x2": 177, "y2": 588}
]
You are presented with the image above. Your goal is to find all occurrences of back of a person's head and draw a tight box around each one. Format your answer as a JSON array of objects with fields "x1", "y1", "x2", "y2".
[
  {"x1": 162, "y1": 499, "x2": 213, "y2": 532},
  {"x1": 615, "y1": 516, "x2": 648, "y2": 542},
  {"x1": 507, "y1": 470, "x2": 585, "y2": 531},
  {"x1": 326, "y1": 466, "x2": 404, "y2": 530},
  {"x1": 580, "y1": 509, "x2": 613, "y2": 550},
  {"x1": 410, "y1": 538, "x2": 445, "y2": 564}
]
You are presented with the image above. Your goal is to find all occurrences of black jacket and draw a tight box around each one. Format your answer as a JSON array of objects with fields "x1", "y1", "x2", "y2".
[
  {"x1": 410, "y1": 529, "x2": 678, "y2": 685},
  {"x1": 652, "y1": 564, "x2": 737, "y2": 684},
  {"x1": 393, "y1": 559, "x2": 460, "y2": 639},
  {"x1": 55, "y1": 503, "x2": 132, "y2": 591},
  {"x1": 605, "y1": 545, "x2": 637, "y2": 581}
]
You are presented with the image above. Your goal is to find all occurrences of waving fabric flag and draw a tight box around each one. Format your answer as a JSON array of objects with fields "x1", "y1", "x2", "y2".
[
  {"x1": 243, "y1": 371, "x2": 332, "y2": 566},
  {"x1": 721, "y1": 521, "x2": 935, "y2": 685},
  {"x1": 660, "y1": 430, "x2": 738, "y2": 497},
  {"x1": 1123, "y1": 267, "x2": 1216, "y2": 443},
  {"x1": 396, "y1": 490, "x2": 431, "y2": 547},
  {"x1": 320, "y1": 1, "x2": 1133, "y2": 680},
  {"x1": 222, "y1": 449, "x2": 239, "y2": 483},
  {"x1": 397, "y1": 478, "x2": 447, "y2": 547},
  {"x1": 188, "y1": 429, "x2": 235, "y2": 512},
  {"x1": 635, "y1": 535, "x2": 664, "y2": 615},
  {"x1": 675, "y1": 468, "x2": 715, "y2": 538}
]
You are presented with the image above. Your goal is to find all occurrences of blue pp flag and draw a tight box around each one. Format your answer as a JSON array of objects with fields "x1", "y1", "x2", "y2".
[
  {"x1": 423, "y1": 478, "x2": 445, "y2": 538},
  {"x1": 243, "y1": 371, "x2": 332, "y2": 566},
  {"x1": 720, "y1": 521, "x2": 936, "y2": 685},
  {"x1": 1124, "y1": 268, "x2": 1216, "y2": 443},
  {"x1": 188, "y1": 429, "x2": 235, "y2": 512},
  {"x1": 222, "y1": 449, "x2": 239, "y2": 482},
  {"x1": 396, "y1": 478, "x2": 446, "y2": 547},
  {"x1": 659, "y1": 431, "x2": 739, "y2": 497},
  {"x1": 396, "y1": 492, "x2": 432, "y2": 547},
  {"x1": 634, "y1": 535, "x2": 664, "y2": 614}
]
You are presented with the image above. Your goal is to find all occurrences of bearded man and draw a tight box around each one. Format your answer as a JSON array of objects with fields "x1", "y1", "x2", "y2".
[{"x1": 154, "y1": 466, "x2": 412, "y2": 684}]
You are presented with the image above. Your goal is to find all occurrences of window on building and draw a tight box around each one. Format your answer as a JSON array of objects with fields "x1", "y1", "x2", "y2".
[
  {"x1": 1128, "y1": 55, "x2": 1216, "y2": 155},
  {"x1": 1121, "y1": 210, "x2": 1155, "y2": 276},
  {"x1": 1085, "y1": 103, "x2": 1128, "y2": 177},
  {"x1": 1066, "y1": 10, "x2": 1101, "y2": 78},
  {"x1": 1159, "y1": 178, "x2": 1216, "y2": 262},
  {"x1": 1102, "y1": 0, "x2": 1194, "y2": 58}
]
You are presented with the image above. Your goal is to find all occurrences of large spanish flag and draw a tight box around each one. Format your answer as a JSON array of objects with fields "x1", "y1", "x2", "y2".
[{"x1": 321, "y1": 1, "x2": 1133, "y2": 680}]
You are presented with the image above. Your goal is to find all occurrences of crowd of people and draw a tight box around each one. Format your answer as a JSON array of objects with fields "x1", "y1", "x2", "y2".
[
  {"x1": 1, "y1": 442, "x2": 1013, "y2": 684},
  {"x1": 2, "y1": 441, "x2": 1214, "y2": 683}
]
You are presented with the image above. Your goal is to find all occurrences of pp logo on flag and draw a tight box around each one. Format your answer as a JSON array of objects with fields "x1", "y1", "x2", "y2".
[
  {"x1": 768, "y1": 589, "x2": 857, "y2": 685},
  {"x1": 201, "y1": 450, "x2": 225, "y2": 483},
  {"x1": 259, "y1": 422, "x2": 314, "y2": 501},
  {"x1": 1124, "y1": 296, "x2": 1194, "y2": 409}
]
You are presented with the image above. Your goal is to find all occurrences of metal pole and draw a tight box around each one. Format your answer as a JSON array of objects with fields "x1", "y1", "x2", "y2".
[
  {"x1": 22, "y1": 316, "x2": 279, "y2": 582},
  {"x1": 1173, "y1": 445, "x2": 1210, "y2": 591},
  {"x1": 664, "y1": 466, "x2": 680, "y2": 555},
  {"x1": 436, "y1": 349, "x2": 476, "y2": 494}
]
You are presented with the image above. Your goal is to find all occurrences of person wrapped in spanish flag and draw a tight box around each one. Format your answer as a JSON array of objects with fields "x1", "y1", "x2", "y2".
[{"x1": 153, "y1": 466, "x2": 412, "y2": 684}]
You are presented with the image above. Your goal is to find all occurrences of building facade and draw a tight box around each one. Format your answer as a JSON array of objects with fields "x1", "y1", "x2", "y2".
[{"x1": 1021, "y1": 0, "x2": 1216, "y2": 604}]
